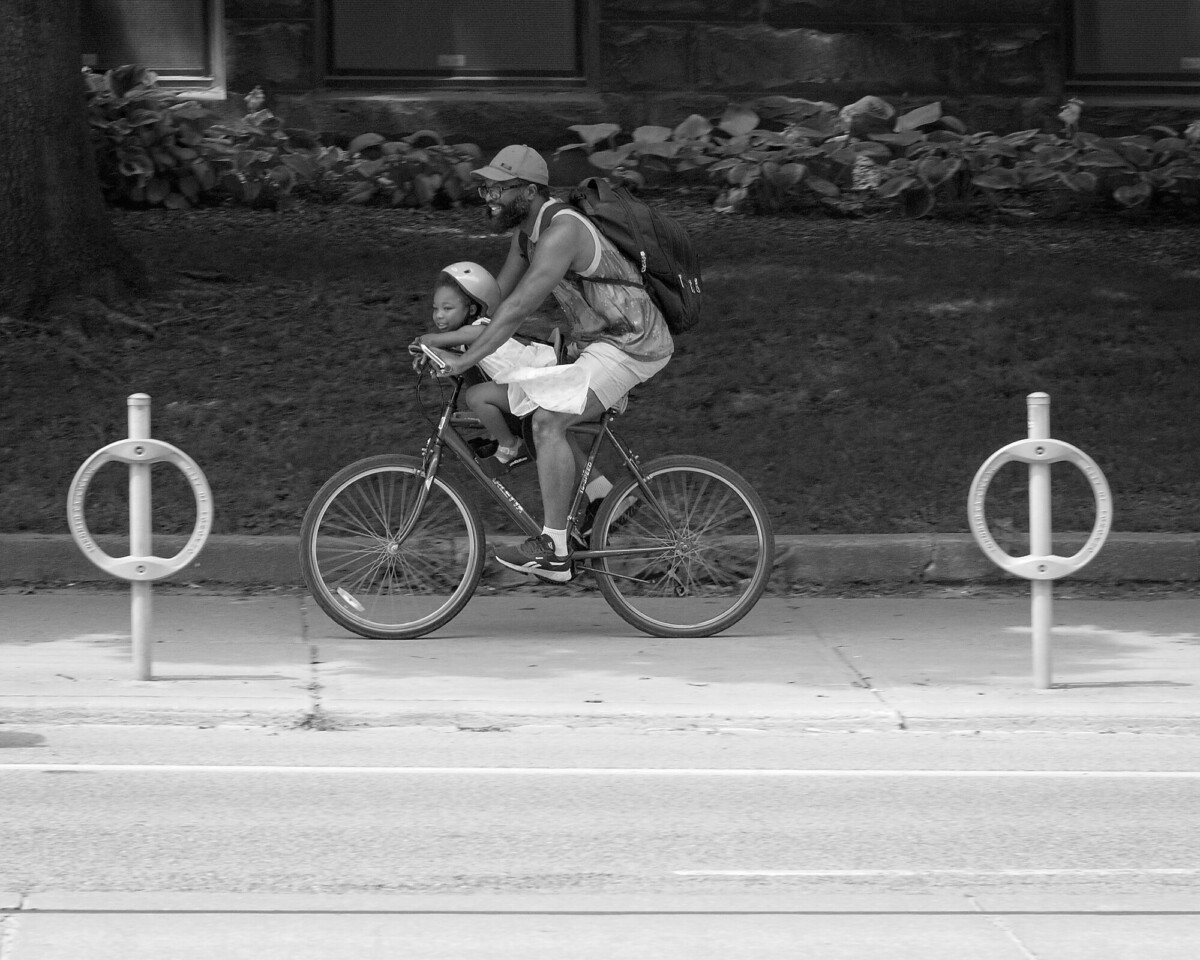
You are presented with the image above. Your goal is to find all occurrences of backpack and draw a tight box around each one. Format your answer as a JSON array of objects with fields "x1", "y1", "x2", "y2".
[{"x1": 519, "y1": 177, "x2": 702, "y2": 335}]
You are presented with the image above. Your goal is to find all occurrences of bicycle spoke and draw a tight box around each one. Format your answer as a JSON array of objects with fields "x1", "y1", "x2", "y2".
[{"x1": 324, "y1": 491, "x2": 383, "y2": 540}]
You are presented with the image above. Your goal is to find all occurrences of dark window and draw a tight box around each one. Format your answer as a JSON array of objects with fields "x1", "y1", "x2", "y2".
[
  {"x1": 1071, "y1": 0, "x2": 1200, "y2": 82},
  {"x1": 328, "y1": 0, "x2": 584, "y2": 78},
  {"x1": 82, "y1": 0, "x2": 211, "y2": 77}
]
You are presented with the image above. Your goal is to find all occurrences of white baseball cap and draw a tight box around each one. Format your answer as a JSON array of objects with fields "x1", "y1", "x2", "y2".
[{"x1": 472, "y1": 144, "x2": 549, "y2": 185}]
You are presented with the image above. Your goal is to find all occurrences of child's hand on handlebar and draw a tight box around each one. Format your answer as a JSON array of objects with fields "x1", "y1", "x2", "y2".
[
  {"x1": 408, "y1": 337, "x2": 425, "y2": 372},
  {"x1": 409, "y1": 336, "x2": 446, "y2": 373},
  {"x1": 409, "y1": 341, "x2": 464, "y2": 377},
  {"x1": 406, "y1": 335, "x2": 466, "y2": 376}
]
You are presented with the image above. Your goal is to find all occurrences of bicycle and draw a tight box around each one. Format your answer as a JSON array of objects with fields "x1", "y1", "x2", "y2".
[{"x1": 298, "y1": 357, "x2": 775, "y2": 639}]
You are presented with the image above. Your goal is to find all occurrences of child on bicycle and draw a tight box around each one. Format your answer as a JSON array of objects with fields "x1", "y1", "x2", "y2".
[{"x1": 412, "y1": 261, "x2": 556, "y2": 467}]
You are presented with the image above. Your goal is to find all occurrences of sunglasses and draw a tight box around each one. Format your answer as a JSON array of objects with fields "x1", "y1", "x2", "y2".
[{"x1": 477, "y1": 180, "x2": 527, "y2": 201}]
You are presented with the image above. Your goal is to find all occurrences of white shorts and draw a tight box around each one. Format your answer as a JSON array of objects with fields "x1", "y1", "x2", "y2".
[
  {"x1": 496, "y1": 341, "x2": 670, "y2": 416},
  {"x1": 477, "y1": 338, "x2": 556, "y2": 384}
]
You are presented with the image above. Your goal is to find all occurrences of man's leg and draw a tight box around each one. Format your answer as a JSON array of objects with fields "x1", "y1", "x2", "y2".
[
  {"x1": 493, "y1": 338, "x2": 667, "y2": 581},
  {"x1": 492, "y1": 393, "x2": 606, "y2": 582},
  {"x1": 531, "y1": 391, "x2": 607, "y2": 531}
]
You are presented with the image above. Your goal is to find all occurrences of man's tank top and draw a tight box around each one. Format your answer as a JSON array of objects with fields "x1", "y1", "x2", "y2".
[{"x1": 527, "y1": 201, "x2": 673, "y2": 362}]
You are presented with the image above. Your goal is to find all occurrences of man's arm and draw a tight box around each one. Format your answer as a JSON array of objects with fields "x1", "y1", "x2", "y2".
[{"x1": 450, "y1": 217, "x2": 585, "y2": 372}]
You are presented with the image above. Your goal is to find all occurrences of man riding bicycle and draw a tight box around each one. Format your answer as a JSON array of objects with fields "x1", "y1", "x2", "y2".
[{"x1": 432, "y1": 144, "x2": 674, "y2": 582}]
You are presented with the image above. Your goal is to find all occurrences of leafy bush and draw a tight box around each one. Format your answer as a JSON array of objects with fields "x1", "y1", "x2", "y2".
[
  {"x1": 555, "y1": 119, "x2": 704, "y2": 190},
  {"x1": 963, "y1": 125, "x2": 1200, "y2": 218},
  {"x1": 86, "y1": 64, "x2": 220, "y2": 209},
  {"x1": 340, "y1": 131, "x2": 482, "y2": 207},
  {"x1": 557, "y1": 96, "x2": 1200, "y2": 220},
  {"x1": 201, "y1": 88, "x2": 346, "y2": 209},
  {"x1": 557, "y1": 98, "x2": 899, "y2": 213},
  {"x1": 87, "y1": 68, "x2": 347, "y2": 210}
]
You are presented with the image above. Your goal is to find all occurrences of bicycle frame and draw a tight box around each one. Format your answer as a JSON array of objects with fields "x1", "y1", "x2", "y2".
[{"x1": 408, "y1": 372, "x2": 671, "y2": 569}]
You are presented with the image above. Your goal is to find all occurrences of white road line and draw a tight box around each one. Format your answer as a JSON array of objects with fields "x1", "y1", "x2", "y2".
[
  {"x1": 2, "y1": 765, "x2": 1200, "y2": 777},
  {"x1": 675, "y1": 869, "x2": 1200, "y2": 878}
]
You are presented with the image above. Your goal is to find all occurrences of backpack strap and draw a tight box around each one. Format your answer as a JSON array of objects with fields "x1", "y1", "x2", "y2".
[
  {"x1": 576, "y1": 274, "x2": 644, "y2": 291},
  {"x1": 517, "y1": 197, "x2": 645, "y2": 293},
  {"x1": 573, "y1": 177, "x2": 650, "y2": 275},
  {"x1": 517, "y1": 200, "x2": 571, "y2": 262}
]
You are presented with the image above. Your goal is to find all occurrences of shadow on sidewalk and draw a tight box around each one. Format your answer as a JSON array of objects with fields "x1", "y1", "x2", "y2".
[
  {"x1": 0, "y1": 730, "x2": 47, "y2": 748},
  {"x1": 1056, "y1": 680, "x2": 1191, "y2": 689},
  {"x1": 151, "y1": 674, "x2": 297, "y2": 682}
]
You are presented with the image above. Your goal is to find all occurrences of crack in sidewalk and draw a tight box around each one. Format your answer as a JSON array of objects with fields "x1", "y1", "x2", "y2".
[
  {"x1": 0, "y1": 893, "x2": 26, "y2": 960},
  {"x1": 968, "y1": 895, "x2": 1043, "y2": 959},
  {"x1": 294, "y1": 599, "x2": 339, "y2": 731},
  {"x1": 828, "y1": 644, "x2": 909, "y2": 731}
]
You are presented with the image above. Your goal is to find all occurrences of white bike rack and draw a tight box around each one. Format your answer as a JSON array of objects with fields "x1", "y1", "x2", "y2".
[
  {"x1": 67, "y1": 394, "x2": 213, "y2": 679},
  {"x1": 968, "y1": 392, "x2": 1113, "y2": 688}
]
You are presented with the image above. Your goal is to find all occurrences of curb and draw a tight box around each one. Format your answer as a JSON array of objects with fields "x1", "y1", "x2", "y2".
[
  {"x1": 2, "y1": 532, "x2": 1198, "y2": 587},
  {"x1": 2, "y1": 705, "x2": 1198, "y2": 735}
]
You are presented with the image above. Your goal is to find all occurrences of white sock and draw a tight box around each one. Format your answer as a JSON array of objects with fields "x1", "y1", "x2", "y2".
[
  {"x1": 496, "y1": 439, "x2": 521, "y2": 462},
  {"x1": 542, "y1": 526, "x2": 568, "y2": 556},
  {"x1": 585, "y1": 475, "x2": 613, "y2": 502}
]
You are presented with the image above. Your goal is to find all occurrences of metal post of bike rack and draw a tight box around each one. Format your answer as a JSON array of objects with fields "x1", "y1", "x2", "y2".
[
  {"x1": 67, "y1": 394, "x2": 214, "y2": 680},
  {"x1": 968, "y1": 393, "x2": 1113, "y2": 689},
  {"x1": 1027, "y1": 394, "x2": 1053, "y2": 689},
  {"x1": 128, "y1": 395, "x2": 154, "y2": 679}
]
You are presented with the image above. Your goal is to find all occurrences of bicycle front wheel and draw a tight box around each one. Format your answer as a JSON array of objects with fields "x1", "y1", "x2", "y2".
[
  {"x1": 299, "y1": 454, "x2": 484, "y2": 639},
  {"x1": 590, "y1": 455, "x2": 774, "y2": 638}
]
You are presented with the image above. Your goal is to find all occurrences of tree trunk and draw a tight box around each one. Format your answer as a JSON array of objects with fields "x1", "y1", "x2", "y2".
[{"x1": 0, "y1": 0, "x2": 140, "y2": 321}]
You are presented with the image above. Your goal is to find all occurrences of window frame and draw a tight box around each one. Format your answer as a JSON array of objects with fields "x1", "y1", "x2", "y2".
[
  {"x1": 82, "y1": 0, "x2": 226, "y2": 99},
  {"x1": 1065, "y1": 0, "x2": 1200, "y2": 91},
  {"x1": 318, "y1": 0, "x2": 596, "y2": 88}
]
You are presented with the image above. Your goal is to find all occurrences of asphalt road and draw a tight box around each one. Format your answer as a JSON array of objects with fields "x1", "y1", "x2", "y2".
[{"x1": 2, "y1": 726, "x2": 1198, "y2": 898}]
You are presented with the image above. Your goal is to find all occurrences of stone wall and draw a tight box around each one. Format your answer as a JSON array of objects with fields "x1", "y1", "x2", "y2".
[
  {"x1": 222, "y1": 0, "x2": 1061, "y2": 98},
  {"x1": 223, "y1": 1, "x2": 1187, "y2": 151},
  {"x1": 597, "y1": 0, "x2": 1060, "y2": 97}
]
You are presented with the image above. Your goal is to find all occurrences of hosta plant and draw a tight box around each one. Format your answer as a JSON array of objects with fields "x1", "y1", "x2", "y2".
[
  {"x1": 86, "y1": 65, "x2": 219, "y2": 209},
  {"x1": 341, "y1": 131, "x2": 482, "y2": 207},
  {"x1": 202, "y1": 102, "x2": 345, "y2": 209}
]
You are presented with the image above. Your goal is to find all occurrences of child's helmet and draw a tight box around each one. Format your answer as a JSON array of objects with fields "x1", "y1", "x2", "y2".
[{"x1": 441, "y1": 261, "x2": 501, "y2": 317}]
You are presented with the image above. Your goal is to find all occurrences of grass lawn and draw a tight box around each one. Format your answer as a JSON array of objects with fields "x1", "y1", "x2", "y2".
[{"x1": 3, "y1": 197, "x2": 1198, "y2": 540}]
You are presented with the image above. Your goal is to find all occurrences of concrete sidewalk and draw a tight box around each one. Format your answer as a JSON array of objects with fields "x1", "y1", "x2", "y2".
[
  {"x1": 4, "y1": 893, "x2": 1199, "y2": 960},
  {"x1": 1, "y1": 590, "x2": 1198, "y2": 732}
]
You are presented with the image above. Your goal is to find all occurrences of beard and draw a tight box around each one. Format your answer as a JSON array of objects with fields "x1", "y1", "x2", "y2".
[{"x1": 490, "y1": 191, "x2": 535, "y2": 233}]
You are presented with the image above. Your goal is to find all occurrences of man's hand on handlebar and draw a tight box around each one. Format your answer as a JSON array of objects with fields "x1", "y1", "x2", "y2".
[
  {"x1": 408, "y1": 339, "x2": 466, "y2": 377},
  {"x1": 434, "y1": 353, "x2": 469, "y2": 377}
]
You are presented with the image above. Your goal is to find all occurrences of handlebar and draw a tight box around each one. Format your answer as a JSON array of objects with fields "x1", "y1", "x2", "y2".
[
  {"x1": 418, "y1": 342, "x2": 448, "y2": 370},
  {"x1": 408, "y1": 341, "x2": 460, "y2": 379}
]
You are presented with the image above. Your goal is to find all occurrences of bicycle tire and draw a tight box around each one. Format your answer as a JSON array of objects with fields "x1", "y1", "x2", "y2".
[
  {"x1": 589, "y1": 455, "x2": 774, "y2": 638},
  {"x1": 299, "y1": 454, "x2": 484, "y2": 639}
]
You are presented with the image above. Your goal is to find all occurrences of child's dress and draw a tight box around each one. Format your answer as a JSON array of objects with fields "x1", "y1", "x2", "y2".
[{"x1": 471, "y1": 318, "x2": 592, "y2": 416}]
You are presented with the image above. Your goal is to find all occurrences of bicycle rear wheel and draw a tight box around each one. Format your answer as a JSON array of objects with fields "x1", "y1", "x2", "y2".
[
  {"x1": 299, "y1": 454, "x2": 484, "y2": 639},
  {"x1": 590, "y1": 455, "x2": 774, "y2": 638}
]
